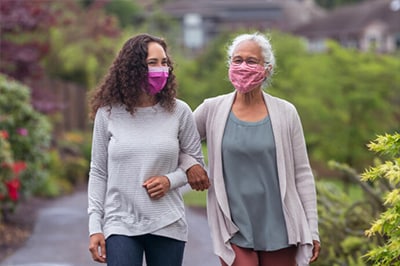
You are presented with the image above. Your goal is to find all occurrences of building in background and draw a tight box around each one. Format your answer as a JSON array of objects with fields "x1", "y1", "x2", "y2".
[
  {"x1": 292, "y1": 0, "x2": 400, "y2": 53},
  {"x1": 136, "y1": 0, "x2": 400, "y2": 53},
  {"x1": 155, "y1": 0, "x2": 325, "y2": 50}
]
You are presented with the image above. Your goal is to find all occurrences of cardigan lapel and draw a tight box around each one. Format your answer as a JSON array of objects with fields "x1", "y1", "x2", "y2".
[
  {"x1": 212, "y1": 92, "x2": 236, "y2": 219},
  {"x1": 263, "y1": 93, "x2": 287, "y2": 199}
]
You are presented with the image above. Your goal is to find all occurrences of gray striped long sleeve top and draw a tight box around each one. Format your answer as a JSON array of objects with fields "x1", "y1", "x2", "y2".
[{"x1": 88, "y1": 100, "x2": 203, "y2": 242}]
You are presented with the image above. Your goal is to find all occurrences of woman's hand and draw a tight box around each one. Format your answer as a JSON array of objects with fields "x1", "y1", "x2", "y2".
[
  {"x1": 310, "y1": 240, "x2": 321, "y2": 263},
  {"x1": 186, "y1": 164, "x2": 210, "y2": 191},
  {"x1": 89, "y1": 233, "x2": 106, "y2": 263},
  {"x1": 143, "y1": 176, "x2": 171, "y2": 199}
]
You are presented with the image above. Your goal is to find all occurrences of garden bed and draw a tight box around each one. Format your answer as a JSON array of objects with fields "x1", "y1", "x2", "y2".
[{"x1": 0, "y1": 196, "x2": 49, "y2": 262}]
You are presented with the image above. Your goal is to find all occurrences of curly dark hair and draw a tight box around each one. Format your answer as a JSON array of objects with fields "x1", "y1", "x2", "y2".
[{"x1": 89, "y1": 33, "x2": 177, "y2": 120}]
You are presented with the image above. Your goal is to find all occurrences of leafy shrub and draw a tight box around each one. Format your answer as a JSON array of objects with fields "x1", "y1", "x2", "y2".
[
  {"x1": 362, "y1": 133, "x2": 400, "y2": 265},
  {"x1": 57, "y1": 131, "x2": 91, "y2": 185},
  {"x1": 0, "y1": 131, "x2": 27, "y2": 219},
  {"x1": 315, "y1": 181, "x2": 378, "y2": 266},
  {"x1": 0, "y1": 74, "x2": 52, "y2": 220},
  {"x1": 63, "y1": 156, "x2": 89, "y2": 186},
  {"x1": 33, "y1": 149, "x2": 73, "y2": 198}
]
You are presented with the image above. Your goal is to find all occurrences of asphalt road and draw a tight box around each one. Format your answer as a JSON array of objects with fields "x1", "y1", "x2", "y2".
[{"x1": 0, "y1": 187, "x2": 220, "y2": 266}]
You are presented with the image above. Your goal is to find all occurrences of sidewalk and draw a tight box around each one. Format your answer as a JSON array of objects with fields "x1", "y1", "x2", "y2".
[{"x1": 0, "y1": 187, "x2": 219, "y2": 266}]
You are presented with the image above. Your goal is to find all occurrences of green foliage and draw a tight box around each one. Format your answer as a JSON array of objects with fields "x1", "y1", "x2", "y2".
[
  {"x1": 44, "y1": 0, "x2": 121, "y2": 89},
  {"x1": 0, "y1": 132, "x2": 13, "y2": 167},
  {"x1": 57, "y1": 131, "x2": 91, "y2": 185},
  {"x1": 362, "y1": 133, "x2": 400, "y2": 265},
  {"x1": 315, "y1": 0, "x2": 366, "y2": 9},
  {"x1": 104, "y1": 0, "x2": 143, "y2": 28},
  {"x1": 63, "y1": 157, "x2": 89, "y2": 186},
  {"x1": 0, "y1": 74, "x2": 52, "y2": 216},
  {"x1": 314, "y1": 180, "x2": 378, "y2": 265},
  {"x1": 268, "y1": 33, "x2": 399, "y2": 171},
  {"x1": 183, "y1": 190, "x2": 207, "y2": 208},
  {"x1": 34, "y1": 149, "x2": 73, "y2": 198},
  {"x1": 34, "y1": 130, "x2": 91, "y2": 197},
  {"x1": 174, "y1": 31, "x2": 234, "y2": 109}
]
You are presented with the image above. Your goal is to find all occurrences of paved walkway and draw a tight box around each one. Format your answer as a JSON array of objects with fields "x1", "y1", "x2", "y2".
[{"x1": 0, "y1": 187, "x2": 219, "y2": 266}]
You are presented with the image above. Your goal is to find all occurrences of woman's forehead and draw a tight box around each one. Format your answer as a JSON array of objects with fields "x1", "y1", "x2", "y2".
[
  {"x1": 147, "y1": 42, "x2": 166, "y2": 57},
  {"x1": 233, "y1": 40, "x2": 261, "y2": 57}
]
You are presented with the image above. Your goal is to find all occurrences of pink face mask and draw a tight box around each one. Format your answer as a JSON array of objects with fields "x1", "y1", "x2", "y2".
[
  {"x1": 228, "y1": 63, "x2": 266, "y2": 93},
  {"x1": 147, "y1": 66, "x2": 169, "y2": 95}
]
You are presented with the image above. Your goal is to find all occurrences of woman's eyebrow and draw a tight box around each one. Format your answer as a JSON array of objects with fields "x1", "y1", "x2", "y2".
[{"x1": 147, "y1": 57, "x2": 167, "y2": 61}]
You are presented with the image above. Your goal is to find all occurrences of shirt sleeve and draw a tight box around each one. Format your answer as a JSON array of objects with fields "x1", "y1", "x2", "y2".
[
  {"x1": 290, "y1": 107, "x2": 320, "y2": 242},
  {"x1": 87, "y1": 108, "x2": 110, "y2": 235},
  {"x1": 166, "y1": 101, "x2": 204, "y2": 189},
  {"x1": 178, "y1": 99, "x2": 209, "y2": 171}
]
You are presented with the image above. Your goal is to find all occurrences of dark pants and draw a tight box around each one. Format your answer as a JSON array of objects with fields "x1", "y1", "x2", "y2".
[{"x1": 106, "y1": 234, "x2": 185, "y2": 266}]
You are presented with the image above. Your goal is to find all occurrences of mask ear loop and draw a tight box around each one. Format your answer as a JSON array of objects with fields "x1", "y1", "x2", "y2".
[
  {"x1": 263, "y1": 63, "x2": 273, "y2": 86},
  {"x1": 264, "y1": 62, "x2": 272, "y2": 73}
]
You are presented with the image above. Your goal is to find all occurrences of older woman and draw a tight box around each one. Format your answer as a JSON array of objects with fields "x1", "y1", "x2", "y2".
[{"x1": 187, "y1": 32, "x2": 320, "y2": 266}]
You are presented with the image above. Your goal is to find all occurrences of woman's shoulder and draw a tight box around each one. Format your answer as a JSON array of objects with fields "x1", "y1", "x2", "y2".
[
  {"x1": 175, "y1": 98, "x2": 194, "y2": 113},
  {"x1": 175, "y1": 98, "x2": 191, "y2": 108},
  {"x1": 96, "y1": 105, "x2": 127, "y2": 119},
  {"x1": 202, "y1": 92, "x2": 234, "y2": 106},
  {"x1": 264, "y1": 93, "x2": 297, "y2": 112}
]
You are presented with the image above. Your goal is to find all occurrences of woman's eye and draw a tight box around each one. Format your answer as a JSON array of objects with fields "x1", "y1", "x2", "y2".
[{"x1": 232, "y1": 59, "x2": 242, "y2": 65}]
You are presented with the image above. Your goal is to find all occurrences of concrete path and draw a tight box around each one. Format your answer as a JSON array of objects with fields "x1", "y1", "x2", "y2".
[{"x1": 0, "y1": 187, "x2": 219, "y2": 266}]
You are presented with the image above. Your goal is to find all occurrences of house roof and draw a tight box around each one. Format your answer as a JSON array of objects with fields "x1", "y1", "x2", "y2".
[
  {"x1": 162, "y1": 0, "x2": 281, "y2": 17},
  {"x1": 292, "y1": 0, "x2": 400, "y2": 39},
  {"x1": 161, "y1": 0, "x2": 325, "y2": 31}
]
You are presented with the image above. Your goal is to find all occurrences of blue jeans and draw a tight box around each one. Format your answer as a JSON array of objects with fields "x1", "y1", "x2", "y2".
[{"x1": 106, "y1": 234, "x2": 185, "y2": 266}]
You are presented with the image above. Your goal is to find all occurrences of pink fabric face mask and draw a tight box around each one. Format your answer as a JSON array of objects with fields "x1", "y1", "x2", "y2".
[
  {"x1": 228, "y1": 63, "x2": 266, "y2": 93},
  {"x1": 147, "y1": 66, "x2": 169, "y2": 95}
]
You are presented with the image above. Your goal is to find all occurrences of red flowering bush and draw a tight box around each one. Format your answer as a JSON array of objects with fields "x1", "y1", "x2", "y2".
[
  {"x1": 0, "y1": 130, "x2": 27, "y2": 219},
  {"x1": 0, "y1": 75, "x2": 51, "y2": 222},
  {"x1": 1, "y1": 161, "x2": 26, "y2": 202}
]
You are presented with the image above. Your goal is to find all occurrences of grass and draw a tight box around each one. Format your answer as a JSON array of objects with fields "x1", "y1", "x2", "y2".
[{"x1": 183, "y1": 190, "x2": 207, "y2": 208}]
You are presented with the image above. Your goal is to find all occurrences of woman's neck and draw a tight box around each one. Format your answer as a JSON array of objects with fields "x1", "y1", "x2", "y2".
[
  {"x1": 137, "y1": 93, "x2": 157, "y2": 107},
  {"x1": 235, "y1": 88, "x2": 263, "y2": 106},
  {"x1": 232, "y1": 88, "x2": 268, "y2": 122}
]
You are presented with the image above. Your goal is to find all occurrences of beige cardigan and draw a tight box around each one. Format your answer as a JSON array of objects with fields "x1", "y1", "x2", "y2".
[{"x1": 193, "y1": 91, "x2": 319, "y2": 266}]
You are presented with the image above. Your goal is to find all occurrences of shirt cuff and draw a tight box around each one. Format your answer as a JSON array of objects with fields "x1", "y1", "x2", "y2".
[
  {"x1": 165, "y1": 168, "x2": 187, "y2": 190},
  {"x1": 88, "y1": 212, "x2": 103, "y2": 236}
]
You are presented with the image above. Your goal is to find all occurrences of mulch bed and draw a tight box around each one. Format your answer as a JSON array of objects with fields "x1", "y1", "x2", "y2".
[{"x1": 0, "y1": 196, "x2": 50, "y2": 262}]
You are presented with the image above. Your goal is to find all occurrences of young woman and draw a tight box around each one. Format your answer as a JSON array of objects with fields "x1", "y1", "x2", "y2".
[{"x1": 87, "y1": 33, "x2": 204, "y2": 266}]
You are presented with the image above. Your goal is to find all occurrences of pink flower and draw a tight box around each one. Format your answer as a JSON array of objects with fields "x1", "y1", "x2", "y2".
[
  {"x1": 12, "y1": 161, "x2": 27, "y2": 175},
  {"x1": 17, "y1": 128, "x2": 28, "y2": 136}
]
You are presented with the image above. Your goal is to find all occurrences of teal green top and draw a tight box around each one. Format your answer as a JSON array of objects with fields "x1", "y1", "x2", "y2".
[{"x1": 222, "y1": 111, "x2": 289, "y2": 251}]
